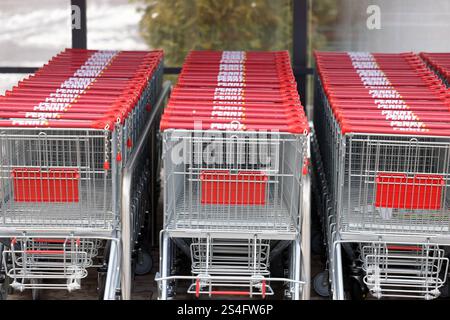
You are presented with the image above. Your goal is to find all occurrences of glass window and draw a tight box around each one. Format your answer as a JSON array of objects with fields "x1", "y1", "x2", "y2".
[
  {"x1": 134, "y1": 0, "x2": 293, "y2": 66},
  {"x1": 86, "y1": 0, "x2": 149, "y2": 50},
  {"x1": 311, "y1": 0, "x2": 450, "y2": 54},
  {"x1": 307, "y1": 0, "x2": 450, "y2": 111}
]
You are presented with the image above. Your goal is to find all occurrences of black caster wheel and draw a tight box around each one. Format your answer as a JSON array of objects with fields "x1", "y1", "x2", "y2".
[
  {"x1": 313, "y1": 271, "x2": 330, "y2": 297},
  {"x1": 135, "y1": 250, "x2": 153, "y2": 275}
]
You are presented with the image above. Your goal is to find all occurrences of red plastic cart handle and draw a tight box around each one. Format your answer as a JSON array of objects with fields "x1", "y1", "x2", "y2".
[
  {"x1": 340, "y1": 124, "x2": 450, "y2": 136},
  {"x1": 160, "y1": 119, "x2": 309, "y2": 134},
  {"x1": 386, "y1": 245, "x2": 422, "y2": 251},
  {"x1": 209, "y1": 291, "x2": 251, "y2": 296},
  {"x1": 0, "y1": 118, "x2": 115, "y2": 130},
  {"x1": 33, "y1": 239, "x2": 66, "y2": 243},
  {"x1": 24, "y1": 250, "x2": 65, "y2": 255}
]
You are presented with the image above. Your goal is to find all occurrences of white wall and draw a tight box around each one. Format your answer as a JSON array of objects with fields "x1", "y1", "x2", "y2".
[{"x1": 330, "y1": 0, "x2": 450, "y2": 52}]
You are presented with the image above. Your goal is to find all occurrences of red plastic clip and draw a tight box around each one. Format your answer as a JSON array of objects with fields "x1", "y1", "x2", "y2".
[
  {"x1": 195, "y1": 279, "x2": 200, "y2": 298},
  {"x1": 103, "y1": 161, "x2": 110, "y2": 170},
  {"x1": 302, "y1": 158, "x2": 310, "y2": 175},
  {"x1": 262, "y1": 279, "x2": 267, "y2": 299}
]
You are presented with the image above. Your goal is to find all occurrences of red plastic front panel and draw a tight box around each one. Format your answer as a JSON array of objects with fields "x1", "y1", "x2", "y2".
[
  {"x1": 12, "y1": 168, "x2": 80, "y2": 202},
  {"x1": 375, "y1": 173, "x2": 444, "y2": 210},
  {"x1": 200, "y1": 171, "x2": 267, "y2": 205}
]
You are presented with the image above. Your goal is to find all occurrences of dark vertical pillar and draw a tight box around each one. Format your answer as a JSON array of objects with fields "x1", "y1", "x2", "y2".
[
  {"x1": 293, "y1": 0, "x2": 309, "y2": 106},
  {"x1": 71, "y1": 0, "x2": 87, "y2": 49}
]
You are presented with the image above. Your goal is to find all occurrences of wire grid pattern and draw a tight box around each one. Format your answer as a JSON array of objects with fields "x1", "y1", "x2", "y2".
[
  {"x1": 190, "y1": 238, "x2": 270, "y2": 276},
  {"x1": 340, "y1": 135, "x2": 450, "y2": 234},
  {"x1": 360, "y1": 243, "x2": 449, "y2": 299},
  {"x1": 4, "y1": 239, "x2": 91, "y2": 280},
  {"x1": 0, "y1": 128, "x2": 117, "y2": 229},
  {"x1": 163, "y1": 130, "x2": 307, "y2": 234}
]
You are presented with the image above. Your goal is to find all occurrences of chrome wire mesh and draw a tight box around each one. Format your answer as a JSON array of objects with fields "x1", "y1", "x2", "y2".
[
  {"x1": 188, "y1": 237, "x2": 273, "y2": 297},
  {"x1": 361, "y1": 243, "x2": 449, "y2": 299},
  {"x1": 0, "y1": 128, "x2": 118, "y2": 230},
  {"x1": 163, "y1": 130, "x2": 307, "y2": 235},
  {"x1": 190, "y1": 238, "x2": 270, "y2": 276},
  {"x1": 2, "y1": 238, "x2": 96, "y2": 292},
  {"x1": 341, "y1": 136, "x2": 450, "y2": 234}
]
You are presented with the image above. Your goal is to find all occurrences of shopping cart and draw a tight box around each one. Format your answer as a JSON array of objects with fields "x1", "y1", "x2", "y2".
[
  {"x1": 0, "y1": 48, "x2": 165, "y2": 299},
  {"x1": 313, "y1": 51, "x2": 450, "y2": 299},
  {"x1": 156, "y1": 50, "x2": 311, "y2": 300}
]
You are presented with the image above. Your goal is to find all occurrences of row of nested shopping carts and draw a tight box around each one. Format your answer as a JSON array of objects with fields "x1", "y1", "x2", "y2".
[
  {"x1": 156, "y1": 50, "x2": 311, "y2": 299},
  {"x1": 421, "y1": 53, "x2": 450, "y2": 88},
  {"x1": 0, "y1": 48, "x2": 164, "y2": 299},
  {"x1": 4, "y1": 47, "x2": 449, "y2": 301},
  {"x1": 313, "y1": 51, "x2": 450, "y2": 300}
]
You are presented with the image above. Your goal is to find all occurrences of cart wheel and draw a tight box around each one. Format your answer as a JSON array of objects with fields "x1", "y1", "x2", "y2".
[
  {"x1": 31, "y1": 279, "x2": 41, "y2": 300},
  {"x1": 313, "y1": 271, "x2": 330, "y2": 297},
  {"x1": 135, "y1": 250, "x2": 153, "y2": 275}
]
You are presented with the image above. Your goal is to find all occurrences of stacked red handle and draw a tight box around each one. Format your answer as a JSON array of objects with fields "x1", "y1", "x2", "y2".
[
  {"x1": 315, "y1": 51, "x2": 450, "y2": 136},
  {"x1": 421, "y1": 52, "x2": 450, "y2": 88},
  {"x1": 0, "y1": 48, "x2": 164, "y2": 130},
  {"x1": 160, "y1": 50, "x2": 309, "y2": 134}
]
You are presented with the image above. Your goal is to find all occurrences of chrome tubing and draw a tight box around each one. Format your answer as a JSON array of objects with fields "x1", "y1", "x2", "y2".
[{"x1": 120, "y1": 81, "x2": 172, "y2": 300}]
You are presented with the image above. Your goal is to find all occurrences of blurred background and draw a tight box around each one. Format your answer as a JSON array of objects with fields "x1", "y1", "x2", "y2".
[
  {"x1": 1, "y1": 0, "x2": 450, "y2": 110},
  {"x1": 0, "y1": 0, "x2": 146, "y2": 93}
]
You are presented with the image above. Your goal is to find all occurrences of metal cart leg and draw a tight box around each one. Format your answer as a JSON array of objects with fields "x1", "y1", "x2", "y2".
[
  {"x1": 159, "y1": 231, "x2": 171, "y2": 300},
  {"x1": 333, "y1": 241, "x2": 345, "y2": 300},
  {"x1": 300, "y1": 146, "x2": 311, "y2": 300},
  {"x1": 292, "y1": 237, "x2": 301, "y2": 300},
  {"x1": 121, "y1": 81, "x2": 172, "y2": 300},
  {"x1": 104, "y1": 240, "x2": 120, "y2": 300},
  {"x1": 0, "y1": 242, "x2": 8, "y2": 300}
]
